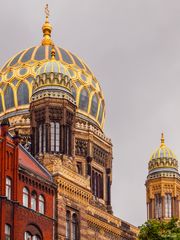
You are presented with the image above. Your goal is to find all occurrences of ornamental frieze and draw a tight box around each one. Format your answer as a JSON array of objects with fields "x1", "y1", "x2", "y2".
[{"x1": 75, "y1": 138, "x2": 88, "y2": 157}]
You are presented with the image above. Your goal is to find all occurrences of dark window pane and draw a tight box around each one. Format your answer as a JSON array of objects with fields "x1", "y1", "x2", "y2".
[
  {"x1": 34, "y1": 46, "x2": 45, "y2": 61},
  {"x1": 98, "y1": 102, "x2": 104, "y2": 124},
  {"x1": 71, "y1": 87, "x2": 76, "y2": 100},
  {"x1": 71, "y1": 53, "x2": 84, "y2": 69},
  {"x1": 59, "y1": 48, "x2": 72, "y2": 64},
  {"x1": 6, "y1": 71, "x2": 13, "y2": 79},
  {"x1": 0, "y1": 94, "x2": 3, "y2": 113},
  {"x1": 12, "y1": 79, "x2": 19, "y2": 86},
  {"x1": 21, "y1": 47, "x2": 35, "y2": 62},
  {"x1": 10, "y1": 51, "x2": 24, "y2": 66},
  {"x1": 17, "y1": 83, "x2": 29, "y2": 105},
  {"x1": 19, "y1": 68, "x2": 27, "y2": 75},
  {"x1": 1, "y1": 61, "x2": 10, "y2": 72},
  {"x1": 27, "y1": 76, "x2": 34, "y2": 83},
  {"x1": 90, "y1": 94, "x2": 98, "y2": 117},
  {"x1": 79, "y1": 88, "x2": 89, "y2": 111},
  {"x1": 5, "y1": 85, "x2": 15, "y2": 109}
]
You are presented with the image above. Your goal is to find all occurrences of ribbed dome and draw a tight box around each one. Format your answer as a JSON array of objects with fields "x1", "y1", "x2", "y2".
[
  {"x1": 148, "y1": 133, "x2": 178, "y2": 174},
  {"x1": 36, "y1": 60, "x2": 70, "y2": 77},
  {"x1": 0, "y1": 15, "x2": 105, "y2": 130}
]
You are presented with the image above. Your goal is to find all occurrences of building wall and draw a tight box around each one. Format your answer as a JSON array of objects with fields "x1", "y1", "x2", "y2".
[{"x1": 0, "y1": 125, "x2": 56, "y2": 240}]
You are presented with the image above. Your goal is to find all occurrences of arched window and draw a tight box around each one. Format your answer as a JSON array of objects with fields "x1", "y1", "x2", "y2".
[
  {"x1": 32, "y1": 235, "x2": 40, "y2": 240},
  {"x1": 155, "y1": 194, "x2": 162, "y2": 219},
  {"x1": 4, "y1": 85, "x2": 15, "y2": 110},
  {"x1": 24, "y1": 232, "x2": 32, "y2": 240},
  {"x1": 0, "y1": 94, "x2": 3, "y2": 113},
  {"x1": 98, "y1": 101, "x2": 104, "y2": 124},
  {"x1": 31, "y1": 192, "x2": 37, "y2": 211},
  {"x1": 66, "y1": 126, "x2": 71, "y2": 155},
  {"x1": 66, "y1": 211, "x2": 71, "y2": 240},
  {"x1": 165, "y1": 193, "x2": 172, "y2": 218},
  {"x1": 5, "y1": 224, "x2": 11, "y2": 240},
  {"x1": 23, "y1": 187, "x2": 29, "y2": 207},
  {"x1": 39, "y1": 124, "x2": 42, "y2": 153},
  {"x1": 71, "y1": 86, "x2": 76, "y2": 100},
  {"x1": 6, "y1": 177, "x2": 11, "y2": 200},
  {"x1": 79, "y1": 88, "x2": 89, "y2": 111},
  {"x1": 38, "y1": 124, "x2": 47, "y2": 153},
  {"x1": 39, "y1": 195, "x2": 45, "y2": 214},
  {"x1": 72, "y1": 213, "x2": 78, "y2": 240},
  {"x1": 17, "y1": 82, "x2": 29, "y2": 105},
  {"x1": 50, "y1": 122, "x2": 60, "y2": 153},
  {"x1": 90, "y1": 94, "x2": 98, "y2": 117}
]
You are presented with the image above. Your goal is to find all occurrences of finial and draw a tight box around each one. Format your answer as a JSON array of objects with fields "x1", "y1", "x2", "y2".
[
  {"x1": 42, "y1": 4, "x2": 53, "y2": 46},
  {"x1": 45, "y1": 4, "x2": 50, "y2": 19},
  {"x1": 160, "y1": 132, "x2": 165, "y2": 147},
  {"x1": 51, "y1": 44, "x2": 56, "y2": 60}
]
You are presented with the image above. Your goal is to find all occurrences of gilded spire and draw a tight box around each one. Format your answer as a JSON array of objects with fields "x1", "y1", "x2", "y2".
[
  {"x1": 42, "y1": 4, "x2": 53, "y2": 46},
  {"x1": 51, "y1": 44, "x2": 56, "y2": 60},
  {"x1": 160, "y1": 132, "x2": 165, "y2": 147}
]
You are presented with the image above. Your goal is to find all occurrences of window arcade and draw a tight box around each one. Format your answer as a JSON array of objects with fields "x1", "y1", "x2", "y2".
[
  {"x1": 66, "y1": 210, "x2": 79, "y2": 240},
  {"x1": 165, "y1": 193, "x2": 172, "y2": 218},
  {"x1": 92, "y1": 169, "x2": 103, "y2": 199},
  {"x1": 155, "y1": 194, "x2": 162, "y2": 219}
]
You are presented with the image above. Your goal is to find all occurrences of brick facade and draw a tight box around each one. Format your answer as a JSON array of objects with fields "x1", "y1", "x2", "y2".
[{"x1": 0, "y1": 122, "x2": 56, "y2": 240}]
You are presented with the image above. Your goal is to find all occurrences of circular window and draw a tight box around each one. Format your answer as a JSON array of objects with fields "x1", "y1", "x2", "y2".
[{"x1": 19, "y1": 68, "x2": 27, "y2": 75}]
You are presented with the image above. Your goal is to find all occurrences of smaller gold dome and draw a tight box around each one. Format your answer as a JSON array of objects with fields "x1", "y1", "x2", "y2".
[
  {"x1": 33, "y1": 47, "x2": 72, "y2": 95},
  {"x1": 148, "y1": 133, "x2": 178, "y2": 174}
]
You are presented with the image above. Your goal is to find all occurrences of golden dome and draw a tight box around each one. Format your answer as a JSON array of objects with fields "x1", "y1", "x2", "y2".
[
  {"x1": 33, "y1": 47, "x2": 72, "y2": 95},
  {"x1": 0, "y1": 12, "x2": 105, "y2": 129},
  {"x1": 148, "y1": 133, "x2": 178, "y2": 174}
]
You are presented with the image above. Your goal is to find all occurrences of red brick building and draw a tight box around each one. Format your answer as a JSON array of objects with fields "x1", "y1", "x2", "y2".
[{"x1": 0, "y1": 119, "x2": 56, "y2": 240}]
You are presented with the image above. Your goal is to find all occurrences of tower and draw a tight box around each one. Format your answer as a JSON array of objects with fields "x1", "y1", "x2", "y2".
[
  {"x1": 146, "y1": 133, "x2": 180, "y2": 220},
  {"x1": 30, "y1": 46, "x2": 76, "y2": 159}
]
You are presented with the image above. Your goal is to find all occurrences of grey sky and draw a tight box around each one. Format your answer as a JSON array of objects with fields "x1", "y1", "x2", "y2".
[{"x1": 1, "y1": 0, "x2": 180, "y2": 226}]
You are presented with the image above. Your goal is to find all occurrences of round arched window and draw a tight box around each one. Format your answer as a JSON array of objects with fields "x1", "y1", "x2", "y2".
[
  {"x1": 90, "y1": 94, "x2": 98, "y2": 117},
  {"x1": 31, "y1": 192, "x2": 37, "y2": 211},
  {"x1": 4, "y1": 85, "x2": 15, "y2": 110},
  {"x1": 98, "y1": 101, "x2": 104, "y2": 124},
  {"x1": 79, "y1": 88, "x2": 89, "y2": 112},
  {"x1": 71, "y1": 86, "x2": 76, "y2": 100},
  {"x1": 23, "y1": 187, "x2": 29, "y2": 207},
  {"x1": 39, "y1": 195, "x2": 45, "y2": 214},
  {"x1": 17, "y1": 82, "x2": 29, "y2": 105},
  {"x1": 0, "y1": 94, "x2": 3, "y2": 113}
]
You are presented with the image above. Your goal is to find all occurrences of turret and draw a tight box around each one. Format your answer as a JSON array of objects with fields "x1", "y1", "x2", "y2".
[
  {"x1": 30, "y1": 46, "x2": 76, "y2": 158},
  {"x1": 146, "y1": 133, "x2": 180, "y2": 220}
]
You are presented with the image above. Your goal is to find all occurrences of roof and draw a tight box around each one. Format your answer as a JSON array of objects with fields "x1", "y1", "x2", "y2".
[{"x1": 19, "y1": 144, "x2": 53, "y2": 181}]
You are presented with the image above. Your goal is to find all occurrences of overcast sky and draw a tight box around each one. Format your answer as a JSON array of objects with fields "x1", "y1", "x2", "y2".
[{"x1": 1, "y1": 0, "x2": 180, "y2": 226}]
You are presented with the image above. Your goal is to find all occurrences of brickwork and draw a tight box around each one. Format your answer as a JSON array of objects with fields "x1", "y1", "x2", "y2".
[{"x1": 0, "y1": 123, "x2": 56, "y2": 240}]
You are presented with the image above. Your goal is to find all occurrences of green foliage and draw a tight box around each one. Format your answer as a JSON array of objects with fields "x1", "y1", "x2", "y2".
[{"x1": 138, "y1": 218, "x2": 180, "y2": 240}]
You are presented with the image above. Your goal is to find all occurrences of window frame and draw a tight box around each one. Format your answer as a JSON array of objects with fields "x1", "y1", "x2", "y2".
[
  {"x1": 31, "y1": 191, "x2": 37, "y2": 211},
  {"x1": 6, "y1": 177, "x2": 12, "y2": 200},
  {"x1": 39, "y1": 195, "x2": 45, "y2": 214},
  {"x1": 23, "y1": 187, "x2": 29, "y2": 208},
  {"x1": 5, "y1": 224, "x2": 11, "y2": 240}
]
